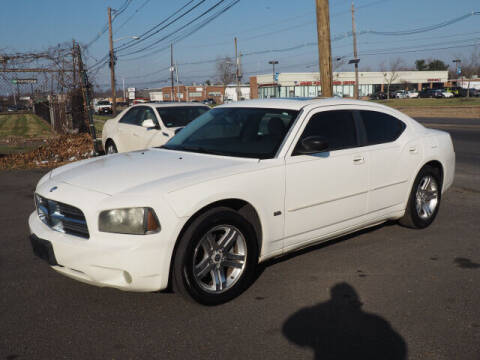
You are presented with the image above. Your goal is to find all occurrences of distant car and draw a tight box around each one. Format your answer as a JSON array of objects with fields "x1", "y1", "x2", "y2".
[
  {"x1": 94, "y1": 100, "x2": 112, "y2": 114},
  {"x1": 370, "y1": 92, "x2": 387, "y2": 100},
  {"x1": 202, "y1": 98, "x2": 216, "y2": 105},
  {"x1": 441, "y1": 90, "x2": 454, "y2": 98},
  {"x1": 407, "y1": 90, "x2": 419, "y2": 98},
  {"x1": 419, "y1": 89, "x2": 443, "y2": 98},
  {"x1": 7, "y1": 105, "x2": 18, "y2": 112},
  {"x1": 102, "y1": 102, "x2": 210, "y2": 154},
  {"x1": 394, "y1": 90, "x2": 409, "y2": 99}
]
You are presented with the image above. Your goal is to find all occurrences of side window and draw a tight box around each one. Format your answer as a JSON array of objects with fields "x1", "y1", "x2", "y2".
[
  {"x1": 359, "y1": 110, "x2": 406, "y2": 145},
  {"x1": 141, "y1": 107, "x2": 158, "y2": 124},
  {"x1": 296, "y1": 110, "x2": 358, "y2": 152},
  {"x1": 119, "y1": 107, "x2": 143, "y2": 125}
]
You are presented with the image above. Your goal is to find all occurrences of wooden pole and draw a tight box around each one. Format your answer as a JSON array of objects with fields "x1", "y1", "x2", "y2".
[
  {"x1": 108, "y1": 7, "x2": 117, "y2": 115},
  {"x1": 170, "y1": 43, "x2": 175, "y2": 102},
  {"x1": 352, "y1": 2, "x2": 359, "y2": 99},
  {"x1": 315, "y1": 0, "x2": 333, "y2": 97}
]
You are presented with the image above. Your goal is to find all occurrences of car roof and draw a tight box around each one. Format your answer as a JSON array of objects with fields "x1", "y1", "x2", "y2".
[
  {"x1": 216, "y1": 97, "x2": 392, "y2": 111},
  {"x1": 133, "y1": 102, "x2": 210, "y2": 108}
]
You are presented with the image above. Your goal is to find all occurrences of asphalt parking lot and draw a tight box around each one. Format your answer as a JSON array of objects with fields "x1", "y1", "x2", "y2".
[{"x1": 1, "y1": 117, "x2": 479, "y2": 359}]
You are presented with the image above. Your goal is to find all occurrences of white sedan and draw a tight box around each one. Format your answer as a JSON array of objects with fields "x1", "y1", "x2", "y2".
[
  {"x1": 29, "y1": 98, "x2": 455, "y2": 305},
  {"x1": 101, "y1": 102, "x2": 210, "y2": 153}
]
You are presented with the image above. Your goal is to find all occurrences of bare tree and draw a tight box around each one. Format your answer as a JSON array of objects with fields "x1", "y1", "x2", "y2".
[
  {"x1": 381, "y1": 58, "x2": 405, "y2": 99},
  {"x1": 457, "y1": 47, "x2": 480, "y2": 97},
  {"x1": 215, "y1": 56, "x2": 236, "y2": 85}
]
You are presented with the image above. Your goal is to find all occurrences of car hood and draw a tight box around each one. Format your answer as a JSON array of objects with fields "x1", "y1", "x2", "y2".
[{"x1": 49, "y1": 149, "x2": 259, "y2": 195}]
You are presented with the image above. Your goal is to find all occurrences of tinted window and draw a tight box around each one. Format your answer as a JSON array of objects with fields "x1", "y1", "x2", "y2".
[
  {"x1": 359, "y1": 110, "x2": 406, "y2": 145},
  {"x1": 296, "y1": 110, "x2": 357, "y2": 153},
  {"x1": 163, "y1": 107, "x2": 299, "y2": 159},
  {"x1": 156, "y1": 106, "x2": 209, "y2": 128},
  {"x1": 119, "y1": 107, "x2": 143, "y2": 125}
]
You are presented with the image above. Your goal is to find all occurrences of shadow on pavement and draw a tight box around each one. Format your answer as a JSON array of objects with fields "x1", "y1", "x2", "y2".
[
  {"x1": 454, "y1": 257, "x2": 480, "y2": 269},
  {"x1": 282, "y1": 282, "x2": 407, "y2": 360}
]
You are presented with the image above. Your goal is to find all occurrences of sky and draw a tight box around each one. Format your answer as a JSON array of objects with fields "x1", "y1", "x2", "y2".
[{"x1": 1, "y1": 0, "x2": 479, "y2": 89}]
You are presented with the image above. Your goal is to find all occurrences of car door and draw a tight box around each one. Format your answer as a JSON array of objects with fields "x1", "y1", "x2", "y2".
[
  {"x1": 357, "y1": 109, "x2": 422, "y2": 214},
  {"x1": 284, "y1": 107, "x2": 369, "y2": 249},
  {"x1": 116, "y1": 106, "x2": 144, "y2": 152},
  {"x1": 129, "y1": 106, "x2": 164, "y2": 149}
]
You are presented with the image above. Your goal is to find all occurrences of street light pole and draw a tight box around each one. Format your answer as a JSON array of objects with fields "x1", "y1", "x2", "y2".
[
  {"x1": 108, "y1": 7, "x2": 117, "y2": 115},
  {"x1": 269, "y1": 60, "x2": 278, "y2": 97}
]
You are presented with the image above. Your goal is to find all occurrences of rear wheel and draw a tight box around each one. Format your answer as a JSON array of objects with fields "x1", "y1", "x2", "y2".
[
  {"x1": 105, "y1": 140, "x2": 118, "y2": 154},
  {"x1": 172, "y1": 207, "x2": 258, "y2": 305},
  {"x1": 399, "y1": 165, "x2": 441, "y2": 229}
]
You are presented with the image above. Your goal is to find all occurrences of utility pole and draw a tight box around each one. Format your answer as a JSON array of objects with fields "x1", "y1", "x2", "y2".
[
  {"x1": 170, "y1": 44, "x2": 175, "y2": 102},
  {"x1": 315, "y1": 0, "x2": 333, "y2": 97},
  {"x1": 235, "y1": 37, "x2": 241, "y2": 101},
  {"x1": 351, "y1": 2, "x2": 359, "y2": 99},
  {"x1": 122, "y1": 78, "x2": 126, "y2": 101},
  {"x1": 108, "y1": 7, "x2": 117, "y2": 115},
  {"x1": 175, "y1": 62, "x2": 180, "y2": 102}
]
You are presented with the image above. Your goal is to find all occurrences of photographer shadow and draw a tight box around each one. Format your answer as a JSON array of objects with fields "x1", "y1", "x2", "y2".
[{"x1": 282, "y1": 283, "x2": 407, "y2": 360}]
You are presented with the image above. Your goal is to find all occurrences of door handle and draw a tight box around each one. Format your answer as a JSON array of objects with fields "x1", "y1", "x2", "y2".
[
  {"x1": 409, "y1": 147, "x2": 418, "y2": 154},
  {"x1": 353, "y1": 156, "x2": 365, "y2": 164}
]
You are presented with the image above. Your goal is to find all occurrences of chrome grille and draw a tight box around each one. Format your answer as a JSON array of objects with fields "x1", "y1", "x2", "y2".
[{"x1": 35, "y1": 194, "x2": 89, "y2": 239}]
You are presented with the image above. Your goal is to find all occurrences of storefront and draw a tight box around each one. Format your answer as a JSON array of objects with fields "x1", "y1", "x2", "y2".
[{"x1": 252, "y1": 71, "x2": 449, "y2": 99}]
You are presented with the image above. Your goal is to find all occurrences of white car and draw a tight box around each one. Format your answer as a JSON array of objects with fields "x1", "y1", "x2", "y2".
[
  {"x1": 407, "y1": 90, "x2": 419, "y2": 98},
  {"x1": 94, "y1": 100, "x2": 112, "y2": 115},
  {"x1": 29, "y1": 98, "x2": 455, "y2": 305},
  {"x1": 441, "y1": 91, "x2": 454, "y2": 98},
  {"x1": 394, "y1": 90, "x2": 409, "y2": 99},
  {"x1": 101, "y1": 103, "x2": 210, "y2": 153}
]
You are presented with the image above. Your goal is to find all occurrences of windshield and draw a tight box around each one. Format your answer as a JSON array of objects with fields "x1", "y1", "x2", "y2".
[
  {"x1": 97, "y1": 101, "x2": 110, "y2": 105},
  {"x1": 156, "y1": 106, "x2": 209, "y2": 128},
  {"x1": 163, "y1": 107, "x2": 299, "y2": 159}
]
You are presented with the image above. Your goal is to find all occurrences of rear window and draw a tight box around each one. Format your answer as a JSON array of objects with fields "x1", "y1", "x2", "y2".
[
  {"x1": 156, "y1": 106, "x2": 209, "y2": 128},
  {"x1": 359, "y1": 110, "x2": 406, "y2": 145}
]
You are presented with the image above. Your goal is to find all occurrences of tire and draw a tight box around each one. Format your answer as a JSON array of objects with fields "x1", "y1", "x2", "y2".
[
  {"x1": 172, "y1": 207, "x2": 258, "y2": 305},
  {"x1": 105, "y1": 140, "x2": 118, "y2": 154},
  {"x1": 399, "y1": 165, "x2": 441, "y2": 229}
]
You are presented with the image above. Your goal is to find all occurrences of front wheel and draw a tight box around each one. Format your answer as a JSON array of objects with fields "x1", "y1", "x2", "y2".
[
  {"x1": 172, "y1": 207, "x2": 258, "y2": 305},
  {"x1": 399, "y1": 165, "x2": 441, "y2": 229},
  {"x1": 105, "y1": 140, "x2": 118, "y2": 154}
]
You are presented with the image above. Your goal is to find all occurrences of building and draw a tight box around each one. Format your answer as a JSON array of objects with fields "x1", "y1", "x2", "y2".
[{"x1": 250, "y1": 71, "x2": 450, "y2": 99}]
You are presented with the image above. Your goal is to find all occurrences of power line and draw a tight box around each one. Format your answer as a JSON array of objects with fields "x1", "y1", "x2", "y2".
[
  {"x1": 84, "y1": 0, "x2": 133, "y2": 49},
  {"x1": 115, "y1": 0, "x2": 153, "y2": 33},
  {"x1": 121, "y1": 0, "x2": 240, "y2": 60},
  {"x1": 114, "y1": 0, "x2": 204, "y2": 52},
  {"x1": 119, "y1": 0, "x2": 234, "y2": 56}
]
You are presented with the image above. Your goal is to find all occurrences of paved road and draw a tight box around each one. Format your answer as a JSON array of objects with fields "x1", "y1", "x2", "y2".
[{"x1": 1, "y1": 118, "x2": 479, "y2": 359}]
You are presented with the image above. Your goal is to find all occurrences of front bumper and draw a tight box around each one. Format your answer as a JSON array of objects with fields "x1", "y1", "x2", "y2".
[{"x1": 29, "y1": 211, "x2": 176, "y2": 292}]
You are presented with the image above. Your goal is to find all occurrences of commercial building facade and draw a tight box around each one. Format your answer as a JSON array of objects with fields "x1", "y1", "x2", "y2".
[{"x1": 250, "y1": 71, "x2": 450, "y2": 99}]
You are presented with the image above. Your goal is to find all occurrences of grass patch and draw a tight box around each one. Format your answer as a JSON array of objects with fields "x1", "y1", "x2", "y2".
[
  {"x1": 0, "y1": 143, "x2": 42, "y2": 154},
  {"x1": 371, "y1": 98, "x2": 480, "y2": 107},
  {"x1": 0, "y1": 113, "x2": 53, "y2": 138}
]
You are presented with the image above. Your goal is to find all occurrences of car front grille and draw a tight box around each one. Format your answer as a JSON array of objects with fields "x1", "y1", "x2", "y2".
[{"x1": 35, "y1": 194, "x2": 90, "y2": 239}]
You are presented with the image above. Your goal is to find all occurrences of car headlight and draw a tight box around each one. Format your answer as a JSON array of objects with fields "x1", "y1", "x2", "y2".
[{"x1": 98, "y1": 207, "x2": 160, "y2": 235}]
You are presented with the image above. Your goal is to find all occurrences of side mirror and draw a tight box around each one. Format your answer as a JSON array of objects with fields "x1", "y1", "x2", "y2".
[
  {"x1": 141, "y1": 119, "x2": 157, "y2": 128},
  {"x1": 295, "y1": 136, "x2": 329, "y2": 155}
]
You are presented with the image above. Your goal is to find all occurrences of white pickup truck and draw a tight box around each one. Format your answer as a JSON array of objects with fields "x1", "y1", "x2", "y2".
[{"x1": 94, "y1": 100, "x2": 112, "y2": 115}]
